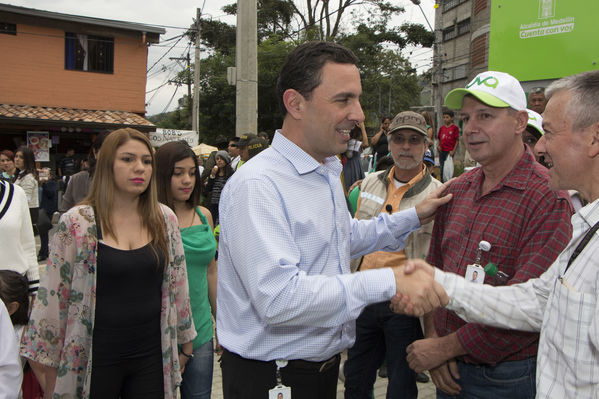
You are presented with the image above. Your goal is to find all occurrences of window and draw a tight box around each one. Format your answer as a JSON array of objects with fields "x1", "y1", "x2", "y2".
[
  {"x1": 443, "y1": 0, "x2": 468, "y2": 12},
  {"x1": 0, "y1": 22, "x2": 16, "y2": 35},
  {"x1": 458, "y1": 18, "x2": 471, "y2": 36},
  {"x1": 474, "y1": 0, "x2": 488, "y2": 15},
  {"x1": 443, "y1": 26, "x2": 456, "y2": 41},
  {"x1": 65, "y1": 32, "x2": 114, "y2": 73},
  {"x1": 443, "y1": 0, "x2": 458, "y2": 11},
  {"x1": 442, "y1": 64, "x2": 468, "y2": 83},
  {"x1": 471, "y1": 35, "x2": 487, "y2": 68}
]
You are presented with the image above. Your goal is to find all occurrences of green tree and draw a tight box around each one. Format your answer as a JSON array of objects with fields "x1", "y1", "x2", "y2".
[
  {"x1": 155, "y1": 0, "x2": 432, "y2": 140},
  {"x1": 338, "y1": 9, "x2": 428, "y2": 121}
]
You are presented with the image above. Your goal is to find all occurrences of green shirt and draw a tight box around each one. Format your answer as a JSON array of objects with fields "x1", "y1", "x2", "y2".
[{"x1": 180, "y1": 207, "x2": 217, "y2": 349}]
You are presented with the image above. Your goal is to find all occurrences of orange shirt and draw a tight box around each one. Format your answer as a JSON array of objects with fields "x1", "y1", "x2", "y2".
[{"x1": 358, "y1": 166, "x2": 427, "y2": 271}]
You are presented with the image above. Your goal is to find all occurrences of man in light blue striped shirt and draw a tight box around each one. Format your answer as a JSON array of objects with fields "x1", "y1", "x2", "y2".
[{"x1": 216, "y1": 41, "x2": 451, "y2": 399}]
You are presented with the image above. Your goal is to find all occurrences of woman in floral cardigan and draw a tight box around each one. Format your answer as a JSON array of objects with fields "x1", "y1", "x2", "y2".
[{"x1": 21, "y1": 128, "x2": 196, "y2": 399}]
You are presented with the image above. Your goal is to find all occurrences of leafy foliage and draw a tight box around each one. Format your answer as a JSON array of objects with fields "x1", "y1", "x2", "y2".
[{"x1": 154, "y1": 0, "x2": 432, "y2": 142}]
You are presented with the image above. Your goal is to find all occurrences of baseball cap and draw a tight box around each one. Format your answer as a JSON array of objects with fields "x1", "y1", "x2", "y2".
[
  {"x1": 526, "y1": 109, "x2": 544, "y2": 138},
  {"x1": 423, "y1": 149, "x2": 434, "y2": 165},
  {"x1": 444, "y1": 71, "x2": 527, "y2": 111},
  {"x1": 233, "y1": 133, "x2": 258, "y2": 147},
  {"x1": 388, "y1": 111, "x2": 428, "y2": 137},
  {"x1": 247, "y1": 136, "x2": 268, "y2": 159}
]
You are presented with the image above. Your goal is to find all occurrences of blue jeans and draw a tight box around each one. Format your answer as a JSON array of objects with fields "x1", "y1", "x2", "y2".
[
  {"x1": 344, "y1": 301, "x2": 423, "y2": 399},
  {"x1": 439, "y1": 151, "x2": 450, "y2": 182},
  {"x1": 180, "y1": 339, "x2": 214, "y2": 399},
  {"x1": 436, "y1": 357, "x2": 536, "y2": 399}
]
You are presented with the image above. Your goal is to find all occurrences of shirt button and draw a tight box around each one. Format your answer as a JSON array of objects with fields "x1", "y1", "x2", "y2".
[{"x1": 465, "y1": 228, "x2": 470, "y2": 234}]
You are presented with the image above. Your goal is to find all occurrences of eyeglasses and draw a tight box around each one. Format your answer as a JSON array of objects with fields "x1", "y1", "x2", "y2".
[{"x1": 389, "y1": 134, "x2": 425, "y2": 145}]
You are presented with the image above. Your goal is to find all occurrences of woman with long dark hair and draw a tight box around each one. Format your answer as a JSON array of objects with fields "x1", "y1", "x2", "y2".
[
  {"x1": 205, "y1": 150, "x2": 234, "y2": 225},
  {"x1": 155, "y1": 141, "x2": 218, "y2": 399},
  {"x1": 14, "y1": 146, "x2": 38, "y2": 227},
  {"x1": 21, "y1": 128, "x2": 196, "y2": 398}
]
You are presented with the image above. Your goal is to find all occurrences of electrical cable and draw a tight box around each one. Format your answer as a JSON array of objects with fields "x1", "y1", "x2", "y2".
[
  {"x1": 147, "y1": 34, "x2": 184, "y2": 72},
  {"x1": 159, "y1": 84, "x2": 181, "y2": 114}
]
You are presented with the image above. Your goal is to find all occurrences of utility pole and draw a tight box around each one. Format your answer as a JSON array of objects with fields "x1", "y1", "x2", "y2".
[
  {"x1": 410, "y1": 0, "x2": 443, "y2": 156},
  {"x1": 169, "y1": 53, "x2": 192, "y2": 126},
  {"x1": 432, "y1": 6, "x2": 444, "y2": 157},
  {"x1": 235, "y1": 0, "x2": 258, "y2": 137},
  {"x1": 192, "y1": 8, "x2": 201, "y2": 134}
]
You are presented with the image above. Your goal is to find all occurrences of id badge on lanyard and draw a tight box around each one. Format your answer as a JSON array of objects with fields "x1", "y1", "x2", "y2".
[{"x1": 269, "y1": 360, "x2": 292, "y2": 399}]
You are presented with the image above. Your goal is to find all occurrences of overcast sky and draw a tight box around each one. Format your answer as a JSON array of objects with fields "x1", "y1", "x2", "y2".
[{"x1": 4, "y1": 0, "x2": 435, "y2": 116}]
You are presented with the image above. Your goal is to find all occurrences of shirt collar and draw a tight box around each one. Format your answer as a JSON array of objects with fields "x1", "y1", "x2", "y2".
[
  {"x1": 463, "y1": 145, "x2": 537, "y2": 192},
  {"x1": 272, "y1": 130, "x2": 342, "y2": 176},
  {"x1": 576, "y1": 196, "x2": 599, "y2": 228}
]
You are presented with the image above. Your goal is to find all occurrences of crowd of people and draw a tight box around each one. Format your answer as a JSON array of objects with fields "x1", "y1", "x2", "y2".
[{"x1": 0, "y1": 40, "x2": 598, "y2": 399}]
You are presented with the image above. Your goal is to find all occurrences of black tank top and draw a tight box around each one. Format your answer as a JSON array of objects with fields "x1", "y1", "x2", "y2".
[{"x1": 92, "y1": 222, "x2": 164, "y2": 365}]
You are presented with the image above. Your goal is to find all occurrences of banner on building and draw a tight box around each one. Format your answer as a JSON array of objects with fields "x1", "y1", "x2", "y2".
[
  {"x1": 489, "y1": 0, "x2": 598, "y2": 81},
  {"x1": 27, "y1": 131, "x2": 50, "y2": 162},
  {"x1": 150, "y1": 129, "x2": 199, "y2": 148}
]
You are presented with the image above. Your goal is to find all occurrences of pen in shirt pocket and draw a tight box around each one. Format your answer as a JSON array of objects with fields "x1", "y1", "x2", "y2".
[{"x1": 558, "y1": 276, "x2": 576, "y2": 292}]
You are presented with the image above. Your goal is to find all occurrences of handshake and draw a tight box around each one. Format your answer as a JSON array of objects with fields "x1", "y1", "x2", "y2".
[{"x1": 390, "y1": 260, "x2": 449, "y2": 316}]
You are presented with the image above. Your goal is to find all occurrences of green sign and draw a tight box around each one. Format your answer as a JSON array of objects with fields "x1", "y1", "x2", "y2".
[{"x1": 489, "y1": 0, "x2": 599, "y2": 81}]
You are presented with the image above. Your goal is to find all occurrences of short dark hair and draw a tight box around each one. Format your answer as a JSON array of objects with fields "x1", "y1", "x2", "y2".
[
  {"x1": 89, "y1": 131, "x2": 110, "y2": 178},
  {"x1": 155, "y1": 141, "x2": 202, "y2": 211},
  {"x1": 229, "y1": 137, "x2": 240, "y2": 144},
  {"x1": 443, "y1": 110, "x2": 454, "y2": 118},
  {"x1": 0, "y1": 270, "x2": 29, "y2": 326},
  {"x1": 376, "y1": 155, "x2": 395, "y2": 172},
  {"x1": 276, "y1": 41, "x2": 359, "y2": 116},
  {"x1": 0, "y1": 149, "x2": 14, "y2": 161}
]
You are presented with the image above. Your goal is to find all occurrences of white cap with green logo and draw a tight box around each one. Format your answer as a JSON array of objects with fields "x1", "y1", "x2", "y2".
[
  {"x1": 526, "y1": 109, "x2": 544, "y2": 137},
  {"x1": 444, "y1": 71, "x2": 527, "y2": 111}
]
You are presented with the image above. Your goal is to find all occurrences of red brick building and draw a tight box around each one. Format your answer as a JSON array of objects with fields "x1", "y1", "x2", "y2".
[{"x1": 0, "y1": 3, "x2": 164, "y2": 166}]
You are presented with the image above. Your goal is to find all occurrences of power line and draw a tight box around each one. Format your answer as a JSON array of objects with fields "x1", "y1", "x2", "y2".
[
  {"x1": 147, "y1": 35, "x2": 185, "y2": 72},
  {"x1": 146, "y1": 81, "x2": 171, "y2": 94},
  {"x1": 160, "y1": 85, "x2": 181, "y2": 114}
]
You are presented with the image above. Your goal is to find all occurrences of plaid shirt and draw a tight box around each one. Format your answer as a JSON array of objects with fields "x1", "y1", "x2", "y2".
[
  {"x1": 435, "y1": 199, "x2": 599, "y2": 398},
  {"x1": 428, "y1": 149, "x2": 573, "y2": 364}
]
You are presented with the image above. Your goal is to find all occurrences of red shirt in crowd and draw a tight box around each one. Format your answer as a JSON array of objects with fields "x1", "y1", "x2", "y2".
[
  {"x1": 428, "y1": 149, "x2": 573, "y2": 365},
  {"x1": 438, "y1": 124, "x2": 460, "y2": 152}
]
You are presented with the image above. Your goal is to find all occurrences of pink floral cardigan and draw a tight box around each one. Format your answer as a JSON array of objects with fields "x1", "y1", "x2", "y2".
[{"x1": 20, "y1": 204, "x2": 197, "y2": 398}]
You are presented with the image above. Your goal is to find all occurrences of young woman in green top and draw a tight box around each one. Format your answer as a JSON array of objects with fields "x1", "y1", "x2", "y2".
[{"x1": 155, "y1": 141, "x2": 218, "y2": 399}]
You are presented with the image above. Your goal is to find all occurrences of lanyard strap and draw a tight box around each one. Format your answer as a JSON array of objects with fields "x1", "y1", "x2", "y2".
[{"x1": 565, "y1": 219, "x2": 599, "y2": 274}]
